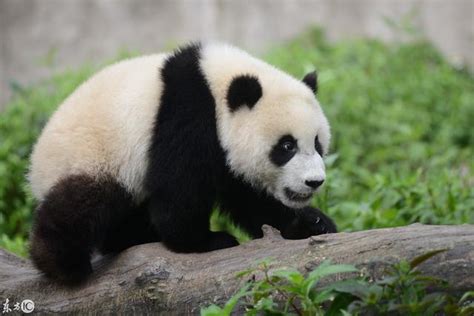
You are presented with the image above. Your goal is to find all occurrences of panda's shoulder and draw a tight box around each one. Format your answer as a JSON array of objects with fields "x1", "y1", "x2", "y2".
[
  {"x1": 89, "y1": 54, "x2": 168, "y2": 86},
  {"x1": 59, "y1": 54, "x2": 167, "y2": 108}
]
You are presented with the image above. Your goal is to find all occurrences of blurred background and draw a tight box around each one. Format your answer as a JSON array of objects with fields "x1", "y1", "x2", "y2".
[
  {"x1": 1, "y1": 0, "x2": 473, "y2": 108},
  {"x1": 0, "y1": 0, "x2": 473, "y2": 256}
]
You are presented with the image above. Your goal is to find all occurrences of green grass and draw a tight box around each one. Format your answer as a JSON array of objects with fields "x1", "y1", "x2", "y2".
[{"x1": 0, "y1": 30, "x2": 473, "y2": 256}]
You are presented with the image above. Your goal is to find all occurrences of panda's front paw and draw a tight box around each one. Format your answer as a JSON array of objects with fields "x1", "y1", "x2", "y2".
[
  {"x1": 282, "y1": 207, "x2": 337, "y2": 239},
  {"x1": 299, "y1": 207, "x2": 337, "y2": 235}
]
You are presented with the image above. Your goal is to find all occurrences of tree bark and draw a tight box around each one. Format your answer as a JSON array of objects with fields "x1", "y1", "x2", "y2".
[{"x1": 0, "y1": 224, "x2": 473, "y2": 315}]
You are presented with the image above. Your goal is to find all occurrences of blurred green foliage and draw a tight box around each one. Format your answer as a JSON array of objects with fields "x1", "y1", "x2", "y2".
[
  {"x1": 265, "y1": 29, "x2": 473, "y2": 231},
  {"x1": 0, "y1": 30, "x2": 473, "y2": 257}
]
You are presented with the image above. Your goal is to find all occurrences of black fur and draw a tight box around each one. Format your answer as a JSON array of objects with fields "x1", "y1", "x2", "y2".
[
  {"x1": 315, "y1": 135, "x2": 323, "y2": 156},
  {"x1": 145, "y1": 43, "x2": 238, "y2": 252},
  {"x1": 226, "y1": 75, "x2": 262, "y2": 112},
  {"x1": 302, "y1": 71, "x2": 318, "y2": 94},
  {"x1": 270, "y1": 134, "x2": 298, "y2": 166},
  {"x1": 99, "y1": 202, "x2": 158, "y2": 253},
  {"x1": 29, "y1": 175, "x2": 158, "y2": 285}
]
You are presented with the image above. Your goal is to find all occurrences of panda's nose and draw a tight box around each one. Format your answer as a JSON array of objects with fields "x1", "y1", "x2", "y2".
[{"x1": 305, "y1": 179, "x2": 324, "y2": 189}]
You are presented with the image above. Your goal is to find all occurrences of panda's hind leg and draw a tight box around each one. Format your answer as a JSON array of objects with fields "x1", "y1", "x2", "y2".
[
  {"x1": 98, "y1": 201, "x2": 160, "y2": 254},
  {"x1": 29, "y1": 174, "x2": 136, "y2": 284}
]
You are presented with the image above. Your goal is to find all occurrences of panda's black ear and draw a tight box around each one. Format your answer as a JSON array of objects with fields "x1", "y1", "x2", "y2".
[
  {"x1": 227, "y1": 75, "x2": 262, "y2": 112},
  {"x1": 302, "y1": 71, "x2": 318, "y2": 94}
]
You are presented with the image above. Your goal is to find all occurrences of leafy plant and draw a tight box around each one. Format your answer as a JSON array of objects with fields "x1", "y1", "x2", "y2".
[
  {"x1": 201, "y1": 259, "x2": 359, "y2": 316},
  {"x1": 201, "y1": 251, "x2": 474, "y2": 315}
]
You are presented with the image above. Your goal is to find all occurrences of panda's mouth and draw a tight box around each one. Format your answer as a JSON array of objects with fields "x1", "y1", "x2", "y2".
[{"x1": 284, "y1": 188, "x2": 313, "y2": 202}]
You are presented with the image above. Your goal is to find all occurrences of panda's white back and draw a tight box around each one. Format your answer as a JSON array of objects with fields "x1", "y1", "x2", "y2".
[{"x1": 29, "y1": 54, "x2": 167, "y2": 201}]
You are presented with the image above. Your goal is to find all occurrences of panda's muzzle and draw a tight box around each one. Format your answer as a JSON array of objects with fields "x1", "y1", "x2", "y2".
[{"x1": 284, "y1": 188, "x2": 313, "y2": 202}]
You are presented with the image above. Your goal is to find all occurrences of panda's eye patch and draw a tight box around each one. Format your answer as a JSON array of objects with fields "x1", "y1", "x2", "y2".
[
  {"x1": 270, "y1": 135, "x2": 298, "y2": 166},
  {"x1": 315, "y1": 135, "x2": 323, "y2": 155}
]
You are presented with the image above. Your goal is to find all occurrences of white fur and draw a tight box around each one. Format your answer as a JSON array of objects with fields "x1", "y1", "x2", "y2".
[
  {"x1": 276, "y1": 153, "x2": 326, "y2": 209},
  {"x1": 29, "y1": 54, "x2": 167, "y2": 201},
  {"x1": 200, "y1": 43, "x2": 330, "y2": 208}
]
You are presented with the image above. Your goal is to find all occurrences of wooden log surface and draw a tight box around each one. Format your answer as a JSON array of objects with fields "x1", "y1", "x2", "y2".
[{"x1": 0, "y1": 224, "x2": 473, "y2": 315}]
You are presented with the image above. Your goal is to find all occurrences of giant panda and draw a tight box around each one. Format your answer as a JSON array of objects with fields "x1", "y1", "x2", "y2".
[{"x1": 28, "y1": 43, "x2": 336, "y2": 284}]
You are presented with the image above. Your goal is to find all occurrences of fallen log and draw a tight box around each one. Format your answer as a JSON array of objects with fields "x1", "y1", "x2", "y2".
[{"x1": 0, "y1": 224, "x2": 473, "y2": 314}]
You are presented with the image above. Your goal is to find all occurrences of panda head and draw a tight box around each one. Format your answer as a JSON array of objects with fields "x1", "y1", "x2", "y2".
[{"x1": 217, "y1": 66, "x2": 330, "y2": 209}]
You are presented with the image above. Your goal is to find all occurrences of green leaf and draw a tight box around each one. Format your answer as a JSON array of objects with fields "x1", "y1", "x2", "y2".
[
  {"x1": 200, "y1": 305, "x2": 224, "y2": 316},
  {"x1": 311, "y1": 288, "x2": 336, "y2": 304},
  {"x1": 409, "y1": 249, "x2": 448, "y2": 269},
  {"x1": 253, "y1": 297, "x2": 277, "y2": 312},
  {"x1": 273, "y1": 269, "x2": 304, "y2": 286},
  {"x1": 235, "y1": 268, "x2": 254, "y2": 278},
  {"x1": 459, "y1": 291, "x2": 474, "y2": 303},
  {"x1": 376, "y1": 276, "x2": 398, "y2": 285},
  {"x1": 325, "y1": 292, "x2": 357, "y2": 316},
  {"x1": 303, "y1": 261, "x2": 358, "y2": 298},
  {"x1": 325, "y1": 279, "x2": 371, "y2": 299},
  {"x1": 201, "y1": 284, "x2": 250, "y2": 316}
]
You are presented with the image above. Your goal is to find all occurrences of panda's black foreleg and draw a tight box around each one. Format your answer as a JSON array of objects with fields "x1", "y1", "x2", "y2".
[
  {"x1": 280, "y1": 207, "x2": 337, "y2": 239},
  {"x1": 220, "y1": 177, "x2": 336, "y2": 239},
  {"x1": 29, "y1": 174, "x2": 138, "y2": 284},
  {"x1": 148, "y1": 190, "x2": 238, "y2": 253},
  {"x1": 224, "y1": 201, "x2": 336, "y2": 239}
]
